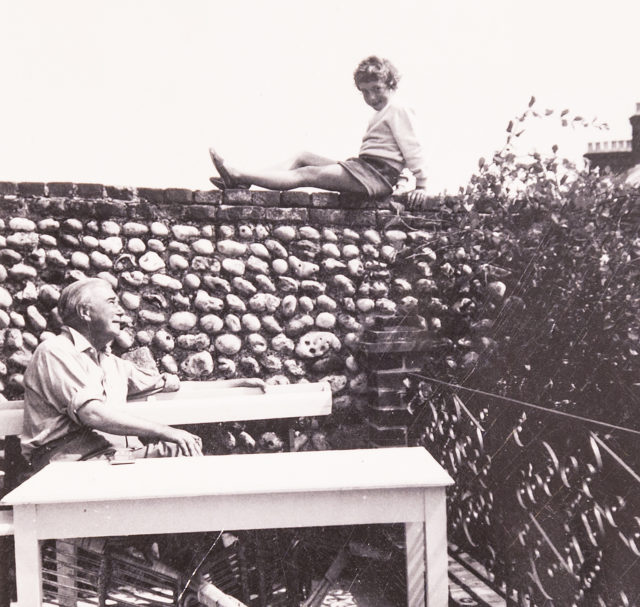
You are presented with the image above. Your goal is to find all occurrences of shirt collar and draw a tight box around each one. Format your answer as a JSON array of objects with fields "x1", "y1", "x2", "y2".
[{"x1": 62, "y1": 326, "x2": 111, "y2": 356}]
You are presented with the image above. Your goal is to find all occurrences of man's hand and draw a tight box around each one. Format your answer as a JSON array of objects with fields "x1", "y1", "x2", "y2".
[
  {"x1": 406, "y1": 188, "x2": 429, "y2": 210},
  {"x1": 162, "y1": 373, "x2": 180, "y2": 393},
  {"x1": 163, "y1": 428, "x2": 203, "y2": 457},
  {"x1": 235, "y1": 377, "x2": 267, "y2": 392}
]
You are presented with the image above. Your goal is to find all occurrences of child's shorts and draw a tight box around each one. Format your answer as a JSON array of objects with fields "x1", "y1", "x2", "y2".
[{"x1": 338, "y1": 155, "x2": 400, "y2": 198}]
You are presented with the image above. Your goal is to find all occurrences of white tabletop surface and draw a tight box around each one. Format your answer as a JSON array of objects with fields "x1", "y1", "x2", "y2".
[{"x1": 2, "y1": 447, "x2": 453, "y2": 506}]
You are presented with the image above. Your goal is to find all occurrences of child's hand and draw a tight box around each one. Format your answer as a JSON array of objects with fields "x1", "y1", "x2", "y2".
[{"x1": 406, "y1": 188, "x2": 429, "y2": 210}]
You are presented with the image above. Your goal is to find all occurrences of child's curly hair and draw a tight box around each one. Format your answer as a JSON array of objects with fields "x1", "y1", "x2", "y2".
[{"x1": 353, "y1": 56, "x2": 401, "y2": 90}]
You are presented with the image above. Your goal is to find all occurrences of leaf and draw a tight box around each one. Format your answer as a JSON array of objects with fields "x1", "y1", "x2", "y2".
[
  {"x1": 528, "y1": 95, "x2": 536, "y2": 107},
  {"x1": 506, "y1": 120, "x2": 514, "y2": 133},
  {"x1": 561, "y1": 109, "x2": 569, "y2": 116},
  {"x1": 552, "y1": 144, "x2": 558, "y2": 153}
]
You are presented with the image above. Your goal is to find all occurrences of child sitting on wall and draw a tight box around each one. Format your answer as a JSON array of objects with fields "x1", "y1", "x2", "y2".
[{"x1": 209, "y1": 56, "x2": 428, "y2": 207}]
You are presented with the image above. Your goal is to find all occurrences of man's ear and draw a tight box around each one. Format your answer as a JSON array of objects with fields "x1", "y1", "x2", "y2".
[{"x1": 76, "y1": 303, "x2": 92, "y2": 323}]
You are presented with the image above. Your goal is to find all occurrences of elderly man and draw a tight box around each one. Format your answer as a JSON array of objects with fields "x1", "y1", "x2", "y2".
[{"x1": 21, "y1": 277, "x2": 206, "y2": 471}]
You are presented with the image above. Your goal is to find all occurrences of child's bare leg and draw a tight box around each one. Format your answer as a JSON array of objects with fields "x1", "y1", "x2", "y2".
[
  {"x1": 289, "y1": 151, "x2": 336, "y2": 169},
  {"x1": 229, "y1": 163, "x2": 366, "y2": 193}
]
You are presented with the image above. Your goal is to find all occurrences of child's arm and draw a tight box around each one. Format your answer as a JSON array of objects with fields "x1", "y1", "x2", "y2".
[{"x1": 388, "y1": 106, "x2": 429, "y2": 207}]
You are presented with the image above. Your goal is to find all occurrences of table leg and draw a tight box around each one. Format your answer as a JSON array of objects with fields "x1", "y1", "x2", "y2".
[
  {"x1": 13, "y1": 505, "x2": 43, "y2": 607},
  {"x1": 405, "y1": 488, "x2": 449, "y2": 607}
]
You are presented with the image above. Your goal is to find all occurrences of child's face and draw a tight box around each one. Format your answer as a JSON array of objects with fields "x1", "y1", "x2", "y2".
[{"x1": 357, "y1": 80, "x2": 392, "y2": 111}]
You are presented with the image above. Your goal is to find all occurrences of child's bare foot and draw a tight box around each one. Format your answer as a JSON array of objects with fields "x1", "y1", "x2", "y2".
[
  {"x1": 208, "y1": 148, "x2": 247, "y2": 188},
  {"x1": 209, "y1": 176, "x2": 250, "y2": 191}
]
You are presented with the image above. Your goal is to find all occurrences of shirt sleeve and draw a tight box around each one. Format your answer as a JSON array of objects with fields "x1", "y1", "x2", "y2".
[
  {"x1": 123, "y1": 359, "x2": 166, "y2": 398},
  {"x1": 388, "y1": 105, "x2": 428, "y2": 189},
  {"x1": 24, "y1": 345, "x2": 108, "y2": 424}
]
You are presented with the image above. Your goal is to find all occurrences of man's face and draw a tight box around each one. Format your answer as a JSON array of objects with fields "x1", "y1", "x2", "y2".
[{"x1": 84, "y1": 284, "x2": 125, "y2": 346}]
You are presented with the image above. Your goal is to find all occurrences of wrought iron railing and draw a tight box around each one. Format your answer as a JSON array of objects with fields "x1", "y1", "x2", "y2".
[{"x1": 414, "y1": 379, "x2": 640, "y2": 607}]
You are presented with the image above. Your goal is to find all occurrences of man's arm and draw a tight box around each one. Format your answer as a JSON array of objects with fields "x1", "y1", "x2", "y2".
[{"x1": 77, "y1": 401, "x2": 202, "y2": 456}]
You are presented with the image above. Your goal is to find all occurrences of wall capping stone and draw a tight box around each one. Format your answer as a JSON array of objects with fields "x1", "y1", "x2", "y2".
[{"x1": 0, "y1": 181, "x2": 446, "y2": 213}]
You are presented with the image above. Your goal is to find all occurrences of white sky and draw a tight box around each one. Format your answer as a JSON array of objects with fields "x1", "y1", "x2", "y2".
[{"x1": 1, "y1": 0, "x2": 639, "y2": 194}]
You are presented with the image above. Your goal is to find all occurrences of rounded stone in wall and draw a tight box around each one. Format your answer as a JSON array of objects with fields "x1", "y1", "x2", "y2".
[
  {"x1": 273, "y1": 226, "x2": 296, "y2": 242},
  {"x1": 139, "y1": 310, "x2": 166, "y2": 324},
  {"x1": 280, "y1": 295, "x2": 297, "y2": 318},
  {"x1": 246, "y1": 256, "x2": 270, "y2": 275},
  {"x1": 222, "y1": 258, "x2": 245, "y2": 276},
  {"x1": 249, "y1": 243, "x2": 270, "y2": 259},
  {"x1": 194, "y1": 290, "x2": 224, "y2": 313},
  {"x1": 237, "y1": 225, "x2": 254, "y2": 240},
  {"x1": 215, "y1": 333, "x2": 242, "y2": 355},
  {"x1": 127, "y1": 238, "x2": 146, "y2": 254},
  {"x1": 118, "y1": 291, "x2": 140, "y2": 311},
  {"x1": 9, "y1": 218, "x2": 36, "y2": 232},
  {"x1": 26, "y1": 305, "x2": 47, "y2": 331},
  {"x1": 169, "y1": 311, "x2": 198, "y2": 331},
  {"x1": 7, "y1": 233, "x2": 39, "y2": 250},
  {"x1": 151, "y1": 222, "x2": 169, "y2": 237},
  {"x1": 161, "y1": 354, "x2": 178, "y2": 374},
  {"x1": 183, "y1": 273, "x2": 201, "y2": 290},
  {"x1": 148, "y1": 239, "x2": 165, "y2": 253},
  {"x1": 139, "y1": 251, "x2": 165, "y2": 273},
  {"x1": 115, "y1": 329, "x2": 135, "y2": 349},
  {"x1": 295, "y1": 331, "x2": 341, "y2": 358},
  {"x1": 272, "y1": 259, "x2": 288, "y2": 275},
  {"x1": 99, "y1": 237, "x2": 123, "y2": 255},
  {"x1": 151, "y1": 274, "x2": 182, "y2": 291},
  {"x1": 123, "y1": 222, "x2": 149, "y2": 236},
  {"x1": 9, "y1": 263, "x2": 37, "y2": 280},
  {"x1": 224, "y1": 314, "x2": 242, "y2": 332},
  {"x1": 342, "y1": 244, "x2": 359, "y2": 259},
  {"x1": 71, "y1": 251, "x2": 90, "y2": 270},
  {"x1": 0, "y1": 287, "x2": 13, "y2": 308},
  {"x1": 176, "y1": 333, "x2": 210, "y2": 350},
  {"x1": 82, "y1": 235, "x2": 99, "y2": 249},
  {"x1": 254, "y1": 274, "x2": 276, "y2": 293},
  {"x1": 316, "y1": 295, "x2": 337, "y2": 312},
  {"x1": 153, "y1": 329, "x2": 175, "y2": 352},
  {"x1": 315, "y1": 312, "x2": 336, "y2": 329},
  {"x1": 90, "y1": 251, "x2": 113, "y2": 270},
  {"x1": 180, "y1": 351, "x2": 214, "y2": 378},
  {"x1": 101, "y1": 221, "x2": 121, "y2": 236},
  {"x1": 271, "y1": 333, "x2": 294, "y2": 353},
  {"x1": 261, "y1": 315, "x2": 282, "y2": 334},
  {"x1": 363, "y1": 229, "x2": 381, "y2": 245},
  {"x1": 172, "y1": 225, "x2": 200, "y2": 242},
  {"x1": 241, "y1": 313, "x2": 261, "y2": 332},
  {"x1": 38, "y1": 284, "x2": 60, "y2": 308},
  {"x1": 217, "y1": 240, "x2": 247, "y2": 257},
  {"x1": 192, "y1": 239, "x2": 214, "y2": 256},
  {"x1": 232, "y1": 277, "x2": 257, "y2": 297},
  {"x1": 247, "y1": 333, "x2": 267, "y2": 354},
  {"x1": 239, "y1": 355, "x2": 260, "y2": 376},
  {"x1": 217, "y1": 357, "x2": 236, "y2": 377},
  {"x1": 200, "y1": 314, "x2": 224, "y2": 334},
  {"x1": 168, "y1": 254, "x2": 189, "y2": 271},
  {"x1": 265, "y1": 239, "x2": 288, "y2": 258},
  {"x1": 169, "y1": 241, "x2": 190, "y2": 255}
]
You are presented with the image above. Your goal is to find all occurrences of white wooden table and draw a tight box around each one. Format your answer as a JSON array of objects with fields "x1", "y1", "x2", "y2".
[{"x1": 2, "y1": 447, "x2": 453, "y2": 607}]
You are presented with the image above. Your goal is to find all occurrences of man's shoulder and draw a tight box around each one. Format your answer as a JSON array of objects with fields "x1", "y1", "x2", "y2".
[{"x1": 31, "y1": 332, "x2": 74, "y2": 358}]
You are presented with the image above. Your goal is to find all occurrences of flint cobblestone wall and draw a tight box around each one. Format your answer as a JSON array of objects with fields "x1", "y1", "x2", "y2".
[{"x1": 0, "y1": 181, "x2": 442, "y2": 450}]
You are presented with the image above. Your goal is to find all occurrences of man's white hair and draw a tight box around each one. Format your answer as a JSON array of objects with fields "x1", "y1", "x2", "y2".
[{"x1": 57, "y1": 278, "x2": 112, "y2": 324}]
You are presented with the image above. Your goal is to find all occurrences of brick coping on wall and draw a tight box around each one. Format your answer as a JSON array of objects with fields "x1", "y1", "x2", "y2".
[{"x1": 0, "y1": 181, "x2": 445, "y2": 227}]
